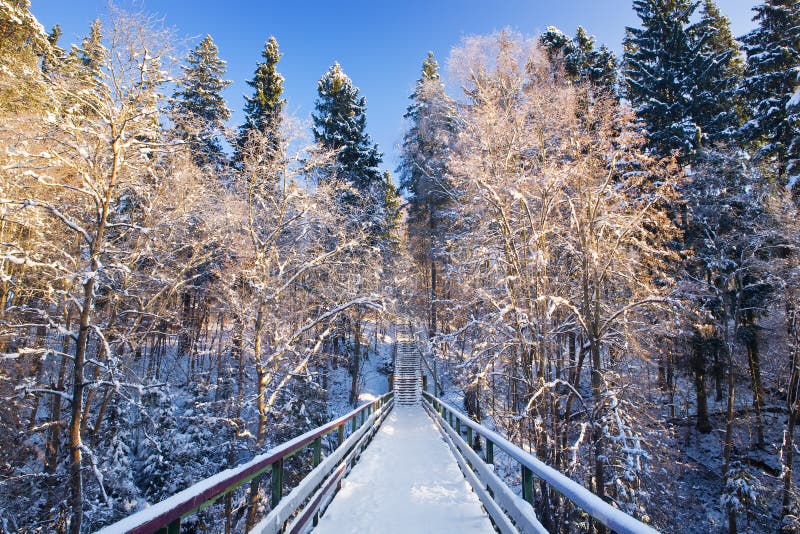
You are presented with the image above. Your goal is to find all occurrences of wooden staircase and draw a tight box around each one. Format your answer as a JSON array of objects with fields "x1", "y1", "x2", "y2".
[{"x1": 394, "y1": 325, "x2": 422, "y2": 406}]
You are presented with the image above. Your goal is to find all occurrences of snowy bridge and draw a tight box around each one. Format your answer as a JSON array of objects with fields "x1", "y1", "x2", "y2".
[{"x1": 97, "y1": 328, "x2": 658, "y2": 534}]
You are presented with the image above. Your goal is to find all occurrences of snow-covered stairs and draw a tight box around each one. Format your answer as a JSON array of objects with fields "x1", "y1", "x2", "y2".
[{"x1": 394, "y1": 325, "x2": 422, "y2": 406}]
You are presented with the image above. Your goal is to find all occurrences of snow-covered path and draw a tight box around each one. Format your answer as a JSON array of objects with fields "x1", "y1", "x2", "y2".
[{"x1": 313, "y1": 404, "x2": 494, "y2": 534}]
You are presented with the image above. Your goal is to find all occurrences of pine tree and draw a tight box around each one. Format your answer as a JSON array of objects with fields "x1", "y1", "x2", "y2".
[
  {"x1": 739, "y1": 0, "x2": 800, "y2": 192},
  {"x1": 312, "y1": 62, "x2": 383, "y2": 195},
  {"x1": 236, "y1": 36, "x2": 285, "y2": 165},
  {"x1": 398, "y1": 52, "x2": 453, "y2": 217},
  {"x1": 170, "y1": 35, "x2": 232, "y2": 170},
  {"x1": 540, "y1": 26, "x2": 617, "y2": 92}
]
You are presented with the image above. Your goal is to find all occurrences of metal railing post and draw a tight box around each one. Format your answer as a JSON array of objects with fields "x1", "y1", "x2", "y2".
[
  {"x1": 522, "y1": 464, "x2": 534, "y2": 505},
  {"x1": 313, "y1": 437, "x2": 322, "y2": 467},
  {"x1": 271, "y1": 458, "x2": 284, "y2": 508}
]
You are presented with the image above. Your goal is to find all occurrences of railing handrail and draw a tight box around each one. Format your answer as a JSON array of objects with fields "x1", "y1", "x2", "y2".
[
  {"x1": 422, "y1": 392, "x2": 659, "y2": 534},
  {"x1": 97, "y1": 392, "x2": 394, "y2": 534}
]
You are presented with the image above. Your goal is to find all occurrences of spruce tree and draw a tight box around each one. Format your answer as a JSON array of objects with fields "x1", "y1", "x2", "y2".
[
  {"x1": 398, "y1": 52, "x2": 453, "y2": 216},
  {"x1": 312, "y1": 62, "x2": 383, "y2": 194},
  {"x1": 236, "y1": 36, "x2": 285, "y2": 165},
  {"x1": 739, "y1": 0, "x2": 800, "y2": 191},
  {"x1": 540, "y1": 26, "x2": 617, "y2": 92},
  {"x1": 624, "y1": 0, "x2": 699, "y2": 160},
  {"x1": 397, "y1": 52, "x2": 455, "y2": 336},
  {"x1": 170, "y1": 35, "x2": 232, "y2": 170},
  {"x1": 691, "y1": 0, "x2": 744, "y2": 144},
  {"x1": 0, "y1": 0, "x2": 51, "y2": 110}
]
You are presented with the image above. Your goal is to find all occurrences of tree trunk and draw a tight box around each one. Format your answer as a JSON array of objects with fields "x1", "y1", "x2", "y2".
[
  {"x1": 782, "y1": 307, "x2": 799, "y2": 523},
  {"x1": 744, "y1": 327, "x2": 765, "y2": 448},
  {"x1": 723, "y1": 362, "x2": 736, "y2": 534},
  {"x1": 69, "y1": 274, "x2": 96, "y2": 534},
  {"x1": 247, "y1": 301, "x2": 268, "y2": 532},
  {"x1": 349, "y1": 316, "x2": 362, "y2": 406},
  {"x1": 692, "y1": 334, "x2": 711, "y2": 433}
]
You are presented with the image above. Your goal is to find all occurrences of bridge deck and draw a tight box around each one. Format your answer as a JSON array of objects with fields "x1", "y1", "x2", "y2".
[{"x1": 313, "y1": 404, "x2": 494, "y2": 534}]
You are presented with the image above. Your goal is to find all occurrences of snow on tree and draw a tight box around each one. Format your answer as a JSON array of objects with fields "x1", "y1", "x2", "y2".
[
  {"x1": 397, "y1": 51, "x2": 457, "y2": 337},
  {"x1": 691, "y1": 0, "x2": 744, "y2": 143},
  {"x1": 739, "y1": 0, "x2": 800, "y2": 194},
  {"x1": 170, "y1": 34, "x2": 232, "y2": 171},
  {"x1": 312, "y1": 62, "x2": 383, "y2": 198},
  {"x1": 540, "y1": 25, "x2": 617, "y2": 92},
  {"x1": 433, "y1": 31, "x2": 682, "y2": 527},
  {"x1": 0, "y1": 0, "x2": 50, "y2": 108},
  {"x1": 236, "y1": 36, "x2": 285, "y2": 166},
  {"x1": 624, "y1": 0, "x2": 742, "y2": 161}
]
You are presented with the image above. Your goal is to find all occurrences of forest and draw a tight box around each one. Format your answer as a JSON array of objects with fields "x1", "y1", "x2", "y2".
[{"x1": 0, "y1": 0, "x2": 799, "y2": 532}]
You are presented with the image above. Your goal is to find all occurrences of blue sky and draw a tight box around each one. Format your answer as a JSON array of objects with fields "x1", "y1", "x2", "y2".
[{"x1": 32, "y1": 0, "x2": 758, "y2": 173}]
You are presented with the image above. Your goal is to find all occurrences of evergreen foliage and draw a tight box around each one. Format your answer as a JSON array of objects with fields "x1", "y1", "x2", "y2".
[
  {"x1": 739, "y1": 0, "x2": 800, "y2": 191},
  {"x1": 170, "y1": 35, "x2": 232, "y2": 170},
  {"x1": 398, "y1": 52, "x2": 454, "y2": 226},
  {"x1": 236, "y1": 36, "x2": 285, "y2": 165},
  {"x1": 0, "y1": 0, "x2": 50, "y2": 109},
  {"x1": 692, "y1": 0, "x2": 744, "y2": 143},
  {"x1": 540, "y1": 26, "x2": 617, "y2": 92},
  {"x1": 623, "y1": 0, "x2": 742, "y2": 161},
  {"x1": 312, "y1": 62, "x2": 383, "y2": 195}
]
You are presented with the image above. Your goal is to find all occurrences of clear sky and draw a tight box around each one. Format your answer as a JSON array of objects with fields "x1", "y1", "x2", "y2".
[{"x1": 31, "y1": 0, "x2": 758, "y2": 174}]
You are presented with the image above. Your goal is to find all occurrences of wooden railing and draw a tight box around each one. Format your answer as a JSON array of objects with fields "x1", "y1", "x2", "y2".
[
  {"x1": 97, "y1": 392, "x2": 394, "y2": 534},
  {"x1": 422, "y1": 392, "x2": 660, "y2": 534}
]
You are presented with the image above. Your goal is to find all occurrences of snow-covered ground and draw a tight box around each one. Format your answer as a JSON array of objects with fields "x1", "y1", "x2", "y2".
[{"x1": 312, "y1": 404, "x2": 494, "y2": 534}]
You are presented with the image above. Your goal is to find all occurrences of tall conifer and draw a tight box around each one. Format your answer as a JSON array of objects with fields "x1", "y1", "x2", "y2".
[
  {"x1": 312, "y1": 62, "x2": 383, "y2": 195},
  {"x1": 739, "y1": 0, "x2": 800, "y2": 190},
  {"x1": 237, "y1": 36, "x2": 285, "y2": 165},
  {"x1": 170, "y1": 35, "x2": 231, "y2": 170}
]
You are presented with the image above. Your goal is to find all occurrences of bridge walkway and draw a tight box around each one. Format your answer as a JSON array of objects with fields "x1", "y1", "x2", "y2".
[{"x1": 312, "y1": 404, "x2": 494, "y2": 533}]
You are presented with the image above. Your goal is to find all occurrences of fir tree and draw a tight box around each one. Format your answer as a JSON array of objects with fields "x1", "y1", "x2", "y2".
[
  {"x1": 382, "y1": 170, "x2": 402, "y2": 249},
  {"x1": 170, "y1": 35, "x2": 232, "y2": 170},
  {"x1": 312, "y1": 62, "x2": 383, "y2": 195},
  {"x1": 236, "y1": 36, "x2": 285, "y2": 165},
  {"x1": 73, "y1": 19, "x2": 106, "y2": 84},
  {"x1": 739, "y1": 0, "x2": 800, "y2": 192}
]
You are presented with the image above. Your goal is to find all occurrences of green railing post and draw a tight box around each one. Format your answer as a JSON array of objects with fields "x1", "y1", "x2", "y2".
[
  {"x1": 156, "y1": 519, "x2": 180, "y2": 534},
  {"x1": 313, "y1": 437, "x2": 322, "y2": 467},
  {"x1": 522, "y1": 464, "x2": 534, "y2": 505},
  {"x1": 338, "y1": 424, "x2": 344, "y2": 446},
  {"x1": 456, "y1": 418, "x2": 461, "y2": 436},
  {"x1": 486, "y1": 439, "x2": 494, "y2": 464},
  {"x1": 271, "y1": 458, "x2": 284, "y2": 507},
  {"x1": 351, "y1": 414, "x2": 357, "y2": 433},
  {"x1": 467, "y1": 426, "x2": 473, "y2": 449}
]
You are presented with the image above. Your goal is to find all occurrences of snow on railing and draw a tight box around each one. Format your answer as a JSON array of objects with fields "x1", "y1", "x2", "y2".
[
  {"x1": 422, "y1": 392, "x2": 660, "y2": 534},
  {"x1": 96, "y1": 392, "x2": 394, "y2": 534}
]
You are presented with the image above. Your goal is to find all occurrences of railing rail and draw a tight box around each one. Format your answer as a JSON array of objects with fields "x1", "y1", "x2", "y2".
[
  {"x1": 422, "y1": 392, "x2": 659, "y2": 534},
  {"x1": 97, "y1": 392, "x2": 394, "y2": 534}
]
